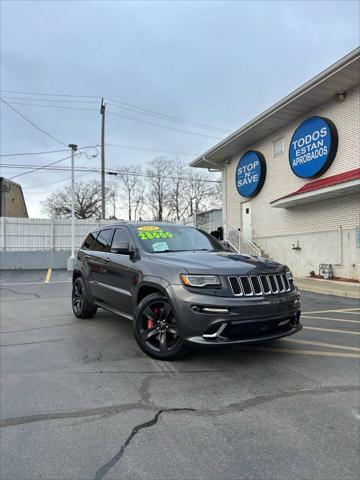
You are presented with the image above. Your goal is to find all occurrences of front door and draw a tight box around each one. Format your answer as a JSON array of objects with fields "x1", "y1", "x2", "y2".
[
  {"x1": 104, "y1": 227, "x2": 136, "y2": 314},
  {"x1": 242, "y1": 201, "x2": 252, "y2": 241}
]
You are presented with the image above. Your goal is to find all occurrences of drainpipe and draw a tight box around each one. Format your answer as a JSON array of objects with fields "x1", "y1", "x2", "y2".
[
  {"x1": 222, "y1": 167, "x2": 227, "y2": 240},
  {"x1": 333, "y1": 226, "x2": 343, "y2": 266}
]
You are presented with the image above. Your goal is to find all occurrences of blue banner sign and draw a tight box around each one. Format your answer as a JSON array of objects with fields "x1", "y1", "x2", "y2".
[
  {"x1": 235, "y1": 151, "x2": 266, "y2": 197},
  {"x1": 289, "y1": 116, "x2": 338, "y2": 178}
]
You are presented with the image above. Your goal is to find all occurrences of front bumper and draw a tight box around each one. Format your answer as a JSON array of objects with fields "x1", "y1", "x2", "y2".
[{"x1": 166, "y1": 284, "x2": 302, "y2": 346}]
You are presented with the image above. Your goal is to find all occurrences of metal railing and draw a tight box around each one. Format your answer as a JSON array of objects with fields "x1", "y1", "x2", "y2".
[{"x1": 197, "y1": 220, "x2": 261, "y2": 257}]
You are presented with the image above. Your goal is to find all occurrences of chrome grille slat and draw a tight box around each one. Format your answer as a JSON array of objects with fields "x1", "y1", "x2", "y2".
[
  {"x1": 228, "y1": 273, "x2": 292, "y2": 297},
  {"x1": 260, "y1": 275, "x2": 271, "y2": 294},
  {"x1": 240, "y1": 276, "x2": 253, "y2": 296},
  {"x1": 282, "y1": 273, "x2": 290, "y2": 291},
  {"x1": 250, "y1": 276, "x2": 262, "y2": 295},
  {"x1": 228, "y1": 276, "x2": 243, "y2": 296}
]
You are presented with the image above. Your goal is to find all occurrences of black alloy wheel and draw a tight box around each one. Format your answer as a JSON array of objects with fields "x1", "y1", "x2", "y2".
[
  {"x1": 72, "y1": 277, "x2": 97, "y2": 319},
  {"x1": 135, "y1": 293, "x2": 186, "y2": 360}
]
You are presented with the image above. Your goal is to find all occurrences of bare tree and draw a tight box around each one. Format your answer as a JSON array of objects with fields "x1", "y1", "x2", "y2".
[
  {"x1": 167, "y1": 159, "x2": 188, "y2": 221},
  {"x1": 133, "y1": 188, "x2": 145, "y2": 221},
  {"x1": 117, "y1": 167, "x2": 143, "y2": 221},
  {"x1": 41, "y1": 180, "x2": 114, "y2": 219},
  {"x1": 146, "y1": 157, "x2": 172, "y2": 221},
  {"x1": 185, "y1": 169, "x2": 221, "y2": 219}
]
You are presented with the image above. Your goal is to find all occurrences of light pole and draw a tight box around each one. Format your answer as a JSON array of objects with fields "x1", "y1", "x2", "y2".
[
  {"x1": 100, "y1": 98, "x2": 106, "y2": 219},
  {"x1": 67, "y1": 143, "x2": 78, "y2": 271}
]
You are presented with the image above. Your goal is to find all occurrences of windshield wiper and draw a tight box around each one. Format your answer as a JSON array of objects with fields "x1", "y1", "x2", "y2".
[
  {"x1": 153, "y1": 248, "x2": 214, "y2": 253},
  {"x1": 191, "y1": 249, "x2": 213, "y2": 251},
  {"x1": 153, "y1": 249, "x2": 188, "y2": 253}
]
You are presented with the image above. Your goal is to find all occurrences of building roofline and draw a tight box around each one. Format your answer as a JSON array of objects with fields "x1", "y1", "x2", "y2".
[{"x1": 190, "y1": 47, "x2": 360, "y2": 168}]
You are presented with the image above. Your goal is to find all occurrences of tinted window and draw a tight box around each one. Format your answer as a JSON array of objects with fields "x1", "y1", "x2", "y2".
[
  {"x1": 94, "y1": 229, "x2": 113, "y2": 252},
  {"x1": 111, "y1": 228, "x2": 131, "y2": 247},
  {"x1": 82, "y1": 232, "x2": 97, "y2": 250}
]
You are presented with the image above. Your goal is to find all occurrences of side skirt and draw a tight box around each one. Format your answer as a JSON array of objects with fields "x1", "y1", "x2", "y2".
[{"x1": 94, "y1": 301, "x2": 134, "y2": 321}]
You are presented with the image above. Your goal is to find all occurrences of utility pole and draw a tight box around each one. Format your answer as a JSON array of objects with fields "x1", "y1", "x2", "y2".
[
  {"x1": 100, "y1": 98, "x2": 106, "y2": 219},
  {"x1": 67, "y1": 143, "x2": 78, "y2": 271}
]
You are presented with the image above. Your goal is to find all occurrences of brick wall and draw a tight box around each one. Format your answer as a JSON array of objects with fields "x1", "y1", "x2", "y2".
[{"x1": 223, "y1": 85, "x2": 360, "y2": 278}]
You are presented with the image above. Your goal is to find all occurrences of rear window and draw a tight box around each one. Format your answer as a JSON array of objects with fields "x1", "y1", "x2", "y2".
[
  {"x1": 82, "y1": 232, "x2": 97, "y2": 251},
  {"x1": 94, "y1": 229, "x2": 113, "y2": 252}
]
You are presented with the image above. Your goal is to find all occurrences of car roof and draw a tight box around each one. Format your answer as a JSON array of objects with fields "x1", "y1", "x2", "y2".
[{"x1": 95, "y1": 221, "x2": 192, "y2": 231}]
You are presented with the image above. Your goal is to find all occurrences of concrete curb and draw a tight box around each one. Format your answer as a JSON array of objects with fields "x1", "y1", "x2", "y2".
[{"x1": 295, "y1": 278, "x2": 360, "y2": 299}]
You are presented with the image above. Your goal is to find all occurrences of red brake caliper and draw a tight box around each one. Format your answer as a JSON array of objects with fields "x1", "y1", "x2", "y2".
[{"x1": 146, "y1": 306, "x2": 160, "y2": 329}]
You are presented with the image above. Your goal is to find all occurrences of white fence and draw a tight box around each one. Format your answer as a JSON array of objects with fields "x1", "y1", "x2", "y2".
[
  {"x1": 0, "y1": 217, "x2": 262, "y2": 257},
  {"x1": 0, "y1": 217, "x2": 119, "y2": 252}
]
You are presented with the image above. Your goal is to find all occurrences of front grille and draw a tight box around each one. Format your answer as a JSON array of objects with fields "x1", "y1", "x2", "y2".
[{"x1": 228, "y1": 273, "x2": 293, "y2": 296}]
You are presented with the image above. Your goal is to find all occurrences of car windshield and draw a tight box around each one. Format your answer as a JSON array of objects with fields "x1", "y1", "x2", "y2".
[{"x1": 134, "y1": 224, "x2": 225, "y2": 253}]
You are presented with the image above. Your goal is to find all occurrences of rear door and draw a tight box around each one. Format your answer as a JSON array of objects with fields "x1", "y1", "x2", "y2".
[
  {"x1": 103, "y1": 227, "x2": 137, "y2": 314},
  {"x1": 78, "y1": 230, "x2": 98, "y2": 279},
  {"x1": 87, "y1": 228, "x2": 114, "y2": 302}
]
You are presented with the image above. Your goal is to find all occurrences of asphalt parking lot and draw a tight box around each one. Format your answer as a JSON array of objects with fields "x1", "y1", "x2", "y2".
[{"x1": 0, "y1": 270, "x2": 359, "y2": 480}]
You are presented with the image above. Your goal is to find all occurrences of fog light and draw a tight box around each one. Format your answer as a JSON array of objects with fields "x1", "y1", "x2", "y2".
[
  {"x1": 202, "y1": 307, "x2": 229, "y2": 313},
  {"x1": 192, "y1": 305, "x2": 229, "y2": 314}
]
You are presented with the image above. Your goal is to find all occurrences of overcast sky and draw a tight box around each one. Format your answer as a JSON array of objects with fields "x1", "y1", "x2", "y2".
[{"x1": 1, "y1": 0, "x2": 359, "y2": 217}]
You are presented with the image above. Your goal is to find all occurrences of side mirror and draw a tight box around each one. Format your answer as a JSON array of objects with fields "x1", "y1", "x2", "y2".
[{"x1": 111, "y1": 241, "x2": 132, "y2": 255}]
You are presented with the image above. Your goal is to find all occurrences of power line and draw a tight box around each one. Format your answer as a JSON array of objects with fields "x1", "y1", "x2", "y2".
[
  {"x1": 0, "y1": 148, "x2": 69, "y2": 157},
  {"x1": 2, "y1": 101, "x2": 98, "y2": 113},
  {"x1": 9, "y1": 154, "x2": 72, "y2": 180},
  {"x1": 0, "y1": 145, "x2": 98, "y2": 157},
  {"x1": 2, "y1": 99, "x2": 223, "y2": 140},
  {"x1": 8, "y1": 147, "x2": 97, "y2": 180},
  {"x1": 107, "y1": 110, "x2": 222, "y2": 140},
  {"x1": 0, "y1": 90, "x2": 99, "y2": 99},
  {"x1": 1, "y1": 163, "x2": 221, "y2": 183},
  {"x1": 24, "y1": 170, "x2": 95, "y2": 191},
  {"x1": 0, "y1": 98, "x2": 67, "y2": 146},
  {"x1": 106, "y1": 143, "x2": 197, "y2": 156},
  {"x1": 2, "y1": 96, "x2": 99, "y2": 104},
  {"x1": 107, "y1": 100, "x2": 229, "y2": 133},
  {"x1": 0, "y1": 89, "x2": 229, "y2": 134}
]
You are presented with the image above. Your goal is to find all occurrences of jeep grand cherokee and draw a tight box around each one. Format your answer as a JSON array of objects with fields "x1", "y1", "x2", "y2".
[{"x1": 72, "y1": 222, "x2": 302, "y2": 359}]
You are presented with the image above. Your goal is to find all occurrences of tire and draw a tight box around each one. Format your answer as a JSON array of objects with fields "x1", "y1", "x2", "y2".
[
  {"x1": 134, "y1": 292, "x2": 187, "y2": 360},
  {"x1": 72, "y1": 277, "x2": 97, "y2": 319}
]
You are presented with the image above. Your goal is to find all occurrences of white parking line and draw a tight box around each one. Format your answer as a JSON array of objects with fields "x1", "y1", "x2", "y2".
[
  {"x1": 302, "y1": 315, "x2": 360, "y2": 324},
  {"x1": 0, "y1": 281, "x2": 71, "y2": 286},
  {"x1": 303, "y1": 308, "x2": 360, "y2": 314},
  {"x1": 304, "y1": 326, "x2": 360, "y2": 335},
  {"x1": 248, "y1": 347, "x2": 360, "y2": 358},
  {"x1": 283, "y1": 338, "x2": 360, "y2": 352}
]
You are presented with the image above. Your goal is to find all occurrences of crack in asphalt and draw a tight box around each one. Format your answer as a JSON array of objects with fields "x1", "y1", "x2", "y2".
[
  {"x1": 1, "y1": 321, "x2": 82, "y2": 334},
  {"x1": 1, "y1": 383, "x2": 357, "y2": 429},
  {"x1": 0, "y1": 287, "x2": 40, "y2": 298},
  {"x1": 0, "y1": 339, "x2": 65, "y2": 348},
  {"x1": 93, "y1": 383, "x2": 360, "y2": 479},
  {"x1": 94, "y1": 408, "x2": 195, "y2": 480}
]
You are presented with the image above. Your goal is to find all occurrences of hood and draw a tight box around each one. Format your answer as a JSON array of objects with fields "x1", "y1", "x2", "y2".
[{"x1": 148, "y1": 251, "x2": 284, "y2": 275}]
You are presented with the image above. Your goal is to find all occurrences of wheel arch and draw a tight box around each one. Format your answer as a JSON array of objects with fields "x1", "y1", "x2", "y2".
[
  {"x1": 135, "y1": 277, "x2": 170, "y2": 307},
  {"x1": 72, "y1": 269, "x2": 82, "y2": 284}
]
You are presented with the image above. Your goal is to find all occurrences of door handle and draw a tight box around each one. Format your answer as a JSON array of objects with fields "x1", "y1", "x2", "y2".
[
  {"x1": 85, "y1": 254, "x2": 90, "y2": 259},
  {"x1": 104, "y1": 257, "x2": 111, "y2": 262}
]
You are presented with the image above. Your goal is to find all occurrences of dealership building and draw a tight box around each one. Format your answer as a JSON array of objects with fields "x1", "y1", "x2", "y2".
[{"x1": 191, "y1": 48, "x2": 360, "y2": 280}]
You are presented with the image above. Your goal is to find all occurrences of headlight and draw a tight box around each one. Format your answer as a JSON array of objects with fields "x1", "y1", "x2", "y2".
[{"x1": 180, "y1": 274, "x2": 221, "y2": 288}]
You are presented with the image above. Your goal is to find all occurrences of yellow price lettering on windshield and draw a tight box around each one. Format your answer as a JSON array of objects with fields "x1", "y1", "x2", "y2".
[
  {"x1": 138, "y1": 229, "x2": 174, "y2": 240},
  {"x1": 137, "y1": 226, "x2": 160, "y2": 231}
]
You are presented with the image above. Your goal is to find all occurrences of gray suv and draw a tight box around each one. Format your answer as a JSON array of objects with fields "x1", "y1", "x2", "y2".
[{"x1": 72, "y1": 222, "x2": 302, "y2": 359}]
